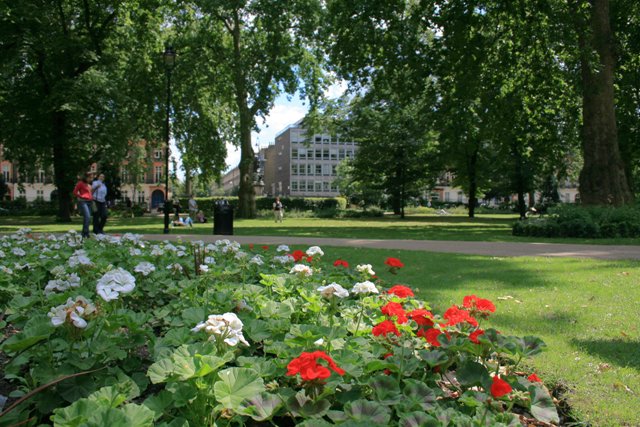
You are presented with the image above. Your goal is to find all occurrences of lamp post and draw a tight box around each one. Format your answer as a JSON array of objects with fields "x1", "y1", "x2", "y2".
[{"x1": 163, "y1": 45, "x2": 176, "y2": 234}]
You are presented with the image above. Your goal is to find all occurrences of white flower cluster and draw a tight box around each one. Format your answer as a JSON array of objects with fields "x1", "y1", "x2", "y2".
[
  {"x1": 68, "y1": 249, "x2": 92, "y2": 268},
  {"x1": 289, "y1": 264, "x2": 313, "y2": 276},
  {"x1": 96, "y1": 268, "x2": 136, "y2": 301},
  {"x1": 249, "y1": 255, "x2": 264, "y2": 266},
  {"x1": 356, "y1": 264, "x2": 376, "y2": 277},
  {"x1": 351, "y1": 280, "x2": 379, "y2": 295},
  {"x1": 199, "y1": 264, "x2": 209, "y2": 273},
  {"x1": 273, "y1": 255, "x2": 294, "y2": 265},
  {"x1": 204, "y1": 256, "x2": 216, "y2": 265},
  {"x1": 0, "y1": 250, "x2": 6, "y2": 258},
  {"x1": 48, "y1": 296, "x2": 96, "y2": 328},
  {"x1": 151, "y1": 245, "x2": 165, "y2": 256},
  {"x1": 45, "y1": 273, "x2": 82, "y2": 295},
  {"x1": 192, "y1": 313, "x2": 249, "y2": 346},
  {"x1": 276, "y1": 245, "x2": 290, "y2": 253},
  {"x1": 11, "y1": 247, "x2": 26, "y2": 257},
  {"x1": 134, "y1": 262, "x2": 156, "y2": 276},
  {"x1": 215, "y1": 239, "x2": 241, "y2": 254},
  {"x1": 306, "y1": 246, "x2": 324, "y2": 257},
  {"x1": 129, "y1": 247, "x2": 142, "y2": 256},
  {"x1": 317, "y1": 283, "x2": 350, "y2": 299}
]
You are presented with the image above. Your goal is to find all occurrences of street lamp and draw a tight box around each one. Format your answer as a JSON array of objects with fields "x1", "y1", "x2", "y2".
[{"x1": 163, "y1": 45, "x2": 176, "y2": 234}]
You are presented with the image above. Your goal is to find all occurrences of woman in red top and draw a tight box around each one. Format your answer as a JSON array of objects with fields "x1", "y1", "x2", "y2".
[{"x1": 73, "y1": 172, "x2": 93, "y2": 238}]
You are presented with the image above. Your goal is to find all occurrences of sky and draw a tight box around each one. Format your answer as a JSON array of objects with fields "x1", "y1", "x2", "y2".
[{"x1": 171, "y1": 81, "x2": 347, "y2": 179}]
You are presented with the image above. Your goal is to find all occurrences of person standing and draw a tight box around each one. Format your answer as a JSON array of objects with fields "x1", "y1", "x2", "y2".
[
  {"x1": 73, "y1": 172, "x2": 93, "y2": 238},
  {"x1": 273, "y1": 196, "x2": 284, "y2": 223},
  {"x1": 188, "y1": 194, "x2": 198, "y2": 219},
  {"x1": 92, "y1": 173, "x2": 108, "y2": 234}
]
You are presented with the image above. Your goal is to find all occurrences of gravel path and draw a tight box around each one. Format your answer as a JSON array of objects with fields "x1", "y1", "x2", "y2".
[{"x1": 141, "y1": 234, "x2": 640, "y2": 261}]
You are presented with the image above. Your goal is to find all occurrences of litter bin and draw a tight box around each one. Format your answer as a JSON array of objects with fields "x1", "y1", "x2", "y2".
[{"x1": 213, "y1": 200, "x2": 234, "y2": 235}]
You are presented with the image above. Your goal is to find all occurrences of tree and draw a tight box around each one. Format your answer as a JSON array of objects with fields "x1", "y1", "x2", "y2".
[
  {"x1": 573, "y1": 0, "x2": 633, "y2": 205},
  {"x1": 176, "y1": 0, "x2": 325, "y2": 218},
  {"x1": 0, "y1": 1, "x2": 165, "y2": 221}
]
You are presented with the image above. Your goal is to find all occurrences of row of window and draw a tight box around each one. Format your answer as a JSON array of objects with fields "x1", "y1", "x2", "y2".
[
  {"x1": 291, "y1": 180, "x2": 339, "y2": 192},
  {"x1": 291, "y1": 163, "x2": 337, "y2": 176},
  {"x1": 291, "y1": 135, "x2": 356, "y2": 146},
  {"x1": 121, "y1": 190, "x2": 147, "y2": 204},
  {"x1": 290, "y1": 147, "x2": 355, "y2": 161},
  {"x1": 120, "y1": 166, "x2": 164, "y2": 183}
]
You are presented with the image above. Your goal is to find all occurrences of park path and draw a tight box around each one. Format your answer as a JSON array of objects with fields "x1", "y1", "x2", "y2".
[{"x1": 141, "y1": 234, "x2": 640, "y2": 261}]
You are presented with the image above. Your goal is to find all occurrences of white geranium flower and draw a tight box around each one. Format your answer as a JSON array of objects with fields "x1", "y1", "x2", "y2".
[
  {"x1": 45, "y1": 279, "x2": 68, "y2": 294},
  {"x1": 192, "y1": 312, "x2": 249, "y2": 346},
  {"x1": 0, "y1": 250, "x2": 5, "y2": 258},
  {"x1": 150, "y1": 246, "x2": 164, "y2": 256},
  {"x1": 273, "y1": 255, "x2": 294, "y2": 264},
  {"x1": 48, "y1": 296, "x2": 96, "y2": 328},
  {"x1": 235, "y1": 251, "x2": 248, "y2": 260},
  {"x1": 276, "y1": 245, "x2": 290, "y2": 253},
  {"x1": 134, "y1": 262, "x2": 156, "y2": 276},
  {"x1": 306, "y1": 246, "x2": 324, "y2": 257},
  {"x1": 317, "y1": 283, "x2": 349, "y2": 299},
  {"x1": 11, "y1": 248, "x2": 26, "y2": 257},
  {"x1": 204, "y1": 256, "x2": 216, "y2": 265},
  {"x1": 164, "y1": 243, "x2": 178, "y2": 252},
  {"x1": 314, "y1": 338, "x2": 325, "y2": 346},
  {"x1": 351, "y1": 281, "x2": 379, "y2": 295},
  {"x1": 121, "y1": 233, "x2": 142, "y2": 243},
  {"x1": 289, "y1": 264, "x2": 313, "y2": 276},
  {"x1": 356, "y1": 264, "x2": 376, "y2": 276},
  {"x1": 51, "y1": 265, "x2": 66, "y2": 277},
  {"x1": 176, "y1": 250, "x2": 187, "y2": 257},
  {"x1": 67, "y1": 273, "x2": 81, "y2": 288},
  {"x1": 96, "y1": 268, "x2": 136, "y2": 302},
  {"x1": 249, "y1": 255, "x2": 264, "y2": 266},
  {"x1": 166, "y1": 263, "x2": 183, "y2": 272},
  {"x1": 199, "y1": 264, "x2": 209, "y2": 273},
  {"x1": 205, "y1": 244, "x2": 217, "y2": 252},
  {"x1": 1, "y1": 266, "x2": 13, "y2": 275},
  {"x1": 14, "y1": 263, "x2": 30, "y2": 270},
  {"x1": 129, "y1": 247, "x2": 142, "y2": 256},
  {"x1": 68, "y1": 250, "x2": 92, "y2": 267}
]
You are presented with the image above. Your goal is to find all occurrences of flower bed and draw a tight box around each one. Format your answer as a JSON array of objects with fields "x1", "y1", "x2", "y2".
[{"x1": 0, "y1": 229, "x2": 559, "y2": 426}]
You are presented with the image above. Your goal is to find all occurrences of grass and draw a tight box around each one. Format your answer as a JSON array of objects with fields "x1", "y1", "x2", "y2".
[
  {"x1": 2, "y1": 214, "x2": 640, "y2": 245},
  {"x1": 319, "y1": 246, "x2": 640, "y2": 426}
]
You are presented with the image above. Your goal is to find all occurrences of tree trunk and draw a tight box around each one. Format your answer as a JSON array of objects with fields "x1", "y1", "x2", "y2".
[
  {"x1": 578, "y1": 0, "x2": 633, "y2": 205},
  {"x1": 513, "y1": 142, "x2": 527, "y2": 219},
  {"x1": 467, "y1": 148, "x2": 478, "y2": 218},
  {"x1": 232, "y1": 11, "x2": 256, "y2": 218},
  {"x1": 528, "y1": 191, "x2": 535, "y2": 207},
  {"x1": 52, "y1": 111, "x2": 74, "y2": 222}
]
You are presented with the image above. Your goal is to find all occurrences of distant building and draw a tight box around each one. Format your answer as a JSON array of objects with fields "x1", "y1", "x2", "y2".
[{"x1": 262, "y1": 120, "x2": 357, "y2": 197}]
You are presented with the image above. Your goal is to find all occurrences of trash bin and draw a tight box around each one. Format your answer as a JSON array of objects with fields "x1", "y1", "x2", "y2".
[{"x1": 213, "y1": 200, "x2": 234, "y2": 235}]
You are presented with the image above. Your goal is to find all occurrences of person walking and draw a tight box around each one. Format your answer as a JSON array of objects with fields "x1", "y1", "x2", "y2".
[
  {"x1": 273, "y1": 196, "x2": 284, "y2": 223},
  {"x1": 92, "y1": 173, "x2": 108, "y2": 234},
  {"x1": 73, "y1": 172, "x2": 93, "y2": 238},
  {"x1": 188, "y1": 194, "x2": 198, "y2": 219}
]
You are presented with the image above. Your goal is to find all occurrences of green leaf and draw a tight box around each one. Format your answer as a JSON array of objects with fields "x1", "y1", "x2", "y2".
[
  {"x1": 399, "y1": 411, "x2": 440, "y2": 427},
  {"x1": 529, "y1": 384, "x2": 560, "y2": 424},
  {"x1": 237, "y1": 392, "x2": 283, "y2": 421},
  {"x1": 121, "y1": 403, "x2": 155, "y2": 427},
  {"x1": 213, "y1": 367, "x2": 265, "y2": 410},
  {"x1": 368, "y1": 375, "x2": 402, "y2": 405},
  {"x1": 52, "y1": 399, "x2": 100, "y2": 426},
  {"x1": 143, "y1": 390, "x2": 174, "y2": 420},
  {"x1": 1, "y1": 315, "x2": 52, "y2": 352},
  {"x1": 455, "y1": 361, "x2": 491, "y2": 387},
  {"x1": 418, "y1": 349, "x2": 449, "y2": 368},
  {"x1": 344, "y1": 399, "x2": 391, "y2": 425},
  {"x1": 400, "y1": 379, "x2": 437, "y2": 411},
  {"x1": 287, "y1": 390, "x2": 331, "y2": 418},
  {"x1": 87, "y1": 407, "x2": 130, "y2": 426},
  {"x1": 87, "y1": 387, "x2": 127, "y2": 408}
]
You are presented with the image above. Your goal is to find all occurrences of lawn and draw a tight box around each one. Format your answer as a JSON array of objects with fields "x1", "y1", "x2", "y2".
[
  {"x1": 322, "y1": 247, "x2": 640, "y2": 426},
  {"x1": 2, "y1": 214, "x2": 640, "y2": 245}
]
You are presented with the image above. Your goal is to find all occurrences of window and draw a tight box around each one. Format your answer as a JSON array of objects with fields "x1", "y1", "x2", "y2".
[
  {"x1": 291, "y1": 181, "x2": 298, "y2": 191},
  {"x1": 315, "y1": 149, "x2": 322, "y2": 160},
  {"x1": 323, "y1": 149, "x2": 329, "y2": 160},
  {"x1": 121, "y1": 167, "x2": 129, "y2": 183},
  {"x1": 330, "y1": 149, "x2": 338, "y2": 160},
  {"x1": 314, "y1": 181, "x2": 322, "y2": 192},
  {"x1": 154, "y1": 166, "x2": 163, "y2": 182},
  {"x1": 36, "y1": 189, "x2": 44, "y2": 200},
  {"x1": 331, "y1": 181, "x2": 339, "y2": 192},
  {"x1": 457, "y1": 192, "x2": 463, "y2": 203},
  {"x1": 122, "y1": 190, "x2": 129, "y2": 200},
  {"x1": 323, "y1": 137, "x2": 330, "y2": 143},
  {"x1": 339, "y1": 149, "x2": 345, "y2": 160},
  {"x1": 154, "y1": 149, "x2": 162, "y2": 159},
  {"x1": 291, "y1": 164, "x2": 298, "y2": 175},
  {"x1": 2, "y1": 164, "x2": 11, "y2": 181},
  {"x1": 445, "y1": 192, "x2": 450, "y2": 202},
  {"x1": 346, "y1": 150, "x2": 354, "y2": 159},
  {"x1": 291, "y1": 148, "x2": 298, "y2": 159},
  {"x1": 138, "y1": 192, "x2": 146, "y2": 203},
  {"x1": 315, "y1": 136, "x2": 322, "y2": 142},
  {"x1": 299, "y1": 149, "x2": 306, "y2": 159},
  {"x1": 331, "y1": 165, "x2": 337, "y2": 176},
  {"x1": 322, "y1": 164, "x2": 331, "y2": 176},
  {"x1": 322, "y1": 181, "x2": 330, "y2": 191},
  {"x1": 315, "y1": 165, "x2": 322, "y2": 175}
]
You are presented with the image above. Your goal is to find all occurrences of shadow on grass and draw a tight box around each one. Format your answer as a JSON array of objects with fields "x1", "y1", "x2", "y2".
[{"x1": 571, "y1": 338, "x2": 640, "y2": 370}]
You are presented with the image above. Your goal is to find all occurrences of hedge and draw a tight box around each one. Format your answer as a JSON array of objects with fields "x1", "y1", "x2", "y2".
[
  {"x1": 512, "y1": 204, "x2": 640, "y2": 238},
  {"x1": 179, "y1": 196, "x2": 347, "y2": 215},
  {"x1": 0, "y1": 198, "x2": 58, "y2": 216}
]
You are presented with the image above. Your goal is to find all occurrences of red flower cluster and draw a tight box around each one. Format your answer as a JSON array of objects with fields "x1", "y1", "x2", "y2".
[
  {"x1": 443, "y1": 306, "x2": 479, "y2": 327},
  {"x1": 490, "y1": 376, "x2": 512, "y2": 398},
  {"x1": 381, "y1": 302, "x2": 408, "y2": 324},
  {"x1": 291, "y1": 250, "x2": 306, "y2": 262},
  {"x1": 417, "y1": 328, "x2": 445, "y2": 347},
  {"x1": 387, "y1": 285, "x2": 414, "y2": 298},
  {"x1": 372, "y1": 320, "x2": 401, "y2": 337},
  {"x1": 249, "y1": 244, "x2": 255, "y2": 250},
  {"x1": 333, "y1": 259, "x2": 349, "y2": 268},
  {"x1": 469, "y1": 329, "x2": 485, "y2": 344},
  {"x1": 261, "y1": 245, "x2": 270, "y2": 250},
  {"x1": 408, "y1": 309, "x2": 434, "y2": 326},
  {"x1": 286, "y1": 351, "x2": 345, "y2": 381},
  {"x1": 463, "y1": 295, "x2": 496, "y2": 314},
  {"x1": 384, "y1": 257, "x2": 405, "y2": 268},
  {"x1": 528, "y1": 373, "x2": 542, "y2": 383}
]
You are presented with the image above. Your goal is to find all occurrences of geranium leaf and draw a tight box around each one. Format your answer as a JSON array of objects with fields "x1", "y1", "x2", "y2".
[
  {"x1": 399, "y1": 411, "x2": 440, "y2": 427},
  {"x1": 400, "y1": 379, "x2": 437, "y2": 411},
  {"x1": 121, "y1": 403, "x2": 155, "y2": 427},
  {"x1": 52, "y1": 398, "x2": 100, "y2": 426},
  {"x1": 214, "y1": 367, "x2": 265, "y2": 410},
  {"x1": 143, "y1": 390, "x2": 174, "y2": 420},
  {"x1": 238, "y1": 392, "x2": 283, "y2": 421},
  {"x1": 529, "y1": 384, "x2": 560, "y2": 424},
  {"x1": 455, "y1": 361, "x2": 491, "y2": 387},
  {"x1": 344, "y1": 399, "x2": 391, "y2": 425},
  {"x1": 287, "y1": 390, "x2": 331, "y2": 418},
  {"x1": 368, "y1": 375, "x2": 401, "y2": 404}
]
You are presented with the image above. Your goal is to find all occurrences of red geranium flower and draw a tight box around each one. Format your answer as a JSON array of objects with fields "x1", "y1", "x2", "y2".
[
  {"x1": 443, "y1": 306, "x2": 479, "y2": 327},
  {"x1": 463, "y1": 295, "x2": 496, "y2": 314},
  {"x1": 469, "y1": 329, "x2": 485, "y2": 344},
  {"x1": 381, "y1": 302, "x2": 408, "y2": 324},
  {"x1": 290, "y1": 250, "x2": 305, "y2": 262},
  {"x1": 528, "y1": 373, "x2": 542, "y2": 383},
  {"x1": 372, "y1": 320, "x2": 401, "y2": 337},
  {"x1": 408, "y1": 309, "x2": 434, "y2": 327},
  {"x1": 333, "y1": 259, "x2": 349, "y2": 268},
  {"x1": 286, "y1": 350, "x2": 345, "y2": 381},
  {"x1": 490, "y1": 376, "x2": 512, "y2": 398},
  {"x1": 249, "y1": 244, "x2": 255, "y2": 250},
  {"x1": 417, "y1": 328, "x2": 445, "y2": 347},
  {"x1": 306, "y1": 256, "x2": 314, "y2": 263},
  {"x1": 385, "y1": 257, "x2": 405, "y2": 268},
  {"x1": 387, "y1": 285, "x2": 414, "y2": 298},
  {"x1": 261, "y1": 245, "x2": 269, "y2": 250}
]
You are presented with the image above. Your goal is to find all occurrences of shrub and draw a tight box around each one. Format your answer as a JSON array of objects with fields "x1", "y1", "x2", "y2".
[
  {"x1": 512, "y1": 204, "x2": 640, "y2": 238},
  {"x1": 181, "y1": 196, "x2": 348, "y2": 217}
]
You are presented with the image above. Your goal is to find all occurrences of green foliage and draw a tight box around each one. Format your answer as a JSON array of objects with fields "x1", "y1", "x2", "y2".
[
  {"x1": 513, "y1": 205, "x2": 640, "y2": 238},
  {"x1": 180, "y1": 196, "x2": 347, "y2": 215}
]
